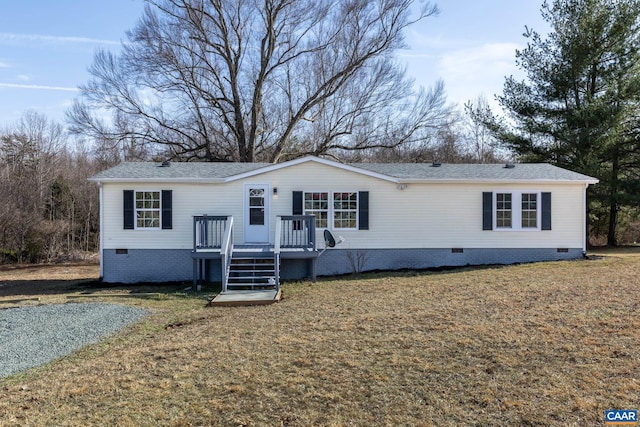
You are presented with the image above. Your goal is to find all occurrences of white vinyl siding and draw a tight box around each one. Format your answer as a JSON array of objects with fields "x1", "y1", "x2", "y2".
[{"x1": 100, "y1": 162, "x2": 587, "y2": 250}]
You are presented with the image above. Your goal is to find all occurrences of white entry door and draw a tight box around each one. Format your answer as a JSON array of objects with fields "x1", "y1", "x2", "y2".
[{"x1": 244, "y1": 184, "x2": 270, "y2": 243}]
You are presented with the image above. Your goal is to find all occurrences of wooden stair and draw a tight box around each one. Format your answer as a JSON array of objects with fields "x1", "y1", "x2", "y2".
[{"x1": 227, "y1": 256, "x2": 277, "y2": 290}]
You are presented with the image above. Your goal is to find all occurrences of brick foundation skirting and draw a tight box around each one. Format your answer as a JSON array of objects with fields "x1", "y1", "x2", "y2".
[{"x1": 102, "y1": 247, "x2": 583, "y2": 283}]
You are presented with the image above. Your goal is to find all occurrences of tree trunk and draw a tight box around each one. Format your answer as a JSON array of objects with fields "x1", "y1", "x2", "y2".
[{"x1": 607, "y1": 150, "x2": 619, "y2": 246}]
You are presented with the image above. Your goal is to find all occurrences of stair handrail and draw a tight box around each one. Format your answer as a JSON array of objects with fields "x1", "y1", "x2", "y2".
[
  {"x1": 274, "y1": 217, "x2": 282, "y2": 291},
  {"x1": 220, "y1": 216, "x2": 234, "y2": 292}
]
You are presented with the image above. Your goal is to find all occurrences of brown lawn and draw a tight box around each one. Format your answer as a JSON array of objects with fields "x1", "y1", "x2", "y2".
[{"x1": 0, "y1": 250, "x2": 639, "y2": 426}]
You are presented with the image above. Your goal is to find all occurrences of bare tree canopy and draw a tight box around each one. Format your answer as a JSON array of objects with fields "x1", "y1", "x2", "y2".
[
  {"x1": 68, "y1": 0, "x2": 449, "y2": 162},
  {"x1": 0, "y1": 112, "x2": 100, "y2": 262}
]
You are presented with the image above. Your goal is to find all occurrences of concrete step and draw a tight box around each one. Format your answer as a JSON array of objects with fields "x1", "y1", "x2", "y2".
[{"x1": 227, "y1": 283, "x2": 277, "y2": 290}]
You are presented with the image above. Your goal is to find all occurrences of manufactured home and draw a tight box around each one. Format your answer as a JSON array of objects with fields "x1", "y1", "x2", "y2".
[{"x1": 90, "y1": 156, "x2": 598, "y2": 289}]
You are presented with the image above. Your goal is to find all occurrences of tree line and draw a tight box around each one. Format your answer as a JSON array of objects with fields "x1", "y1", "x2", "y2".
[
  {"x1": 3, "y1": 0, "x2": 640, "y2": 265},
  {"x1": 0, "y1": 113, "x2": 105, "y2": 263},
  {"x1": 0, "y1": 107, "x2": 500, "y2": 264}
]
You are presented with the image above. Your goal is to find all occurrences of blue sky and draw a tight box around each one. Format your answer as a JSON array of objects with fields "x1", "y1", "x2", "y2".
[{"x1": 0, "y1": 0, "x2": 549, "y2": 127}]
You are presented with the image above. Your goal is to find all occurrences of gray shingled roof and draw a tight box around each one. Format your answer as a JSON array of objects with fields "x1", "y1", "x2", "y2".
[
  {"x1": 90, "y1": 158, "x2": 598, "y2": 183},
  {"x1": 90, "y1": 161, "x2": 269, "y2": 181},
  {"x1": 352, "y1": 162, "x2": 598, "y2": 182}
]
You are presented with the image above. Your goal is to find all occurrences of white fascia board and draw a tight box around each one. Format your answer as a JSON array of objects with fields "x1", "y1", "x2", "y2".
[
  {"x1": 88, "y1": 177, "x2": 227, "y2": 184},
  {"x1": 90, "y1": 176, "x2": 598, "y2": 185},
  {"x1": 397, "y1": 178, "x2": 600, "y2": 185},
  {"x1": 222, "y1": 156, "x2": 399, "y2": 183},
  {"x1": 88, "y1": 157, "x2": 399, "y2": 184}
]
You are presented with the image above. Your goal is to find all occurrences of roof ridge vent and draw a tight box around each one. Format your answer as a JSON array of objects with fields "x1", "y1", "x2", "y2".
[{"x1": 504, "y1": 162, "x2": 515, "y2": 169}]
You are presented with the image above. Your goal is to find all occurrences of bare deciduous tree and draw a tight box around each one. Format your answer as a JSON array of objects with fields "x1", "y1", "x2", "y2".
[
  {"x1": 0, "y1": 112, "x2": 101, "y2": 263},
  {"x1": 463, "y1": 95, "x2": 505, "y2": 163},
  {"x1": 68, "y1": 0, "x2": 449, "y2": 162}
]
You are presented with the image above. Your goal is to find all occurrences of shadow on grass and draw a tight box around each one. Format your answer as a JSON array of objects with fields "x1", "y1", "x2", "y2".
[
  {"x1": 0, "y1": 278, "x2": 222, "y2": 299},
  {"x1": 313, "y1": 262, "x2": 529, "y2": 283},
  {"x1": 1, "y1": 250, "x2": 617, "y2": 299}
]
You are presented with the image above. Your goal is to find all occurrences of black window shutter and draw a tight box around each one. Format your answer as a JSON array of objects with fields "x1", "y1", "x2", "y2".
[
  {"x1": 482, "y1": 192, "x2": 493, "y2": 230},
  {"x1": 162, "y1": 190, "x2": 173, "y2": 229},
  {"x1": 292, "y1": 191, "x2": 303, "y2": 215},
  {"x1": 292, "y1": 191, "x2": 303, "y2": 230},
  {"x1": 541, "y1": 192, "x2": 551, "y2": 230},
  {"x1": 359, "y1": 191, "x2": 369, "y2": 230},
  {"x1": 123, "y1": 190, "x2": 134, "y2": 229}
]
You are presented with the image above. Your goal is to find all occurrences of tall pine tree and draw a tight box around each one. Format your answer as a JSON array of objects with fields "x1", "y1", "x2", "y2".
[{"x1": 476, "y1": 0, "x2": 640, "y2": 245}]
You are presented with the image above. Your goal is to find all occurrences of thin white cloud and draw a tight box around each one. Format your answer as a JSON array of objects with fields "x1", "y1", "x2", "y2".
[
  {"x1": 17, "y1": 75, "x2": 30, "y2": 81},
  {"x1": 438, "y1": 42, "x2": 521, "y2": 76},
  {"x1": 436, "y1": 42, "x2": 522, "y2": 104},
  {"x1": 405, "y1": 29, "x2": 476, "y2": 51},
  {"x1": 0, "y1": 83, "x2": 79, "y2": 92},
  {"x1": 0, "y1": 61, "x2": 8, "y2": 68},
  {"x1": 0, "y1": 32, "x2": 121, "y2": 46}
]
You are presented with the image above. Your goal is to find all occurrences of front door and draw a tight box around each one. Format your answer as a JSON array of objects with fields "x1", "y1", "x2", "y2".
[{"x1": 244, "y1": 184, "x2": 270, "y2": 243}]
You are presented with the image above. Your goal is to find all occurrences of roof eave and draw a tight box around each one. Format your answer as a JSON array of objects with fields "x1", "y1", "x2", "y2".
[
  {"x1": 397, "y1": 178, "x2": 600, "y2": 185},
  {"x1": 222, "y1": 156, "x2": 399, "y2": 183},
  {"x1": 88, "y1": 177, "x2": 227, "y2": 184}
]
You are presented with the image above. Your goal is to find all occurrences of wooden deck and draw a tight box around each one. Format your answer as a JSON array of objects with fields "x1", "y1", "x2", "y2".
[{"x1": 209, "y1": 289, "x2": 282, "y2": 307}]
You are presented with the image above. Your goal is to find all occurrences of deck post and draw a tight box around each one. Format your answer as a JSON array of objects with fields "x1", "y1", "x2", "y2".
[
  {"x1": 310, "y1": 258, "x2": 317, "y2": 282},
  {"x1": 308, "y1": 217, "x2": 316, "y2": 250},
  {"x1": 199, "y1": 259, "x2": 205, "y2": 291},
  {"x1": 192, "y1": 259, "x2": 198, "y2": 290}
]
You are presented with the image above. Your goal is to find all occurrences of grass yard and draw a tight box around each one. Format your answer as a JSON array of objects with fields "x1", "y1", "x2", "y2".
[{"x1": 0, "y1": 250, "x2": 639, "y2": 426}]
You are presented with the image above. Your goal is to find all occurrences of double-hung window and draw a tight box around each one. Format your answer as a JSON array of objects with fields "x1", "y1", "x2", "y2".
[
  {"x1": 494, "y1": 191, "x2": 540, "y2": 231},
  {"x1": 302, "y1": 191, "x2": 359, "y2": 230},
  {"x1": 333, "y1": 192, "x2": 358, "y2": 229},
  {"x1": 124, "y1": 189, "x2": 172, "y2": 230},
  {"x1": 135, "y1": 191, "x2": 161, "y2": 229},
  {"x1": 496, "y1": 193, "x2": 512, "y2": 228},
  {"x1": 484, "y1": 191, "x2": 549, "y2": 232},
  {"x1": 304, "y1": 192, "x2": 329, "y2": 228},
  {"x1": 521, "y1": 193, "x2": 538, "y2": 228}
]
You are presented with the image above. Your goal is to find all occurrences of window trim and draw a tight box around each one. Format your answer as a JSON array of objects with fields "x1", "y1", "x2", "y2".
[
  {"x1": 134, "y1": 189, "x2": 162, "y2": 230},
  {"x1": 302, "y1": 190, "x2": 359, "y2": 230},
  {"x1": 303, "y1": 191, "x2": 329, "y2": 229},
  {"x1": 493, "y1": 190, "x2": 541, "y2": 232},
  {"x1": 332, "y1": 191, "x2": 359, "y2": 230},
  {"x1": 495, "y1": 192, "x2": 513, "y2": 229},
  {"x1": 521, "y1": 192, "x2": 538, "y2": 229}
]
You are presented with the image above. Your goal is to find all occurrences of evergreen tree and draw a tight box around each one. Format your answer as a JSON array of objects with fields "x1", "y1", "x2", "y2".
[{"x1": 475, "y1": 0, "x2": 640, "y2": 245}]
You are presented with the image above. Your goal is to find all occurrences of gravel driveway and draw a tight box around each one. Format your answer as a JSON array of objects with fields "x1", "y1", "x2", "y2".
[{"x1": 0, "y1": 303, "x2": 148, "y2": 379}]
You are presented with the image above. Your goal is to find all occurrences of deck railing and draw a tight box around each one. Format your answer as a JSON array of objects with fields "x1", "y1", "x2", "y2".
[
  {"x1": 220, "y1": 216, "x2": 234, "y2": 292},
  {"x1": 276, "y1": 215, "x2": 316, "y2": 250},
  {"x1": 193, "y1": 215, "x2": 228, "y2": 250},
  {"x1": 274, "y1": 219, "x2": 282, "y2": 292},
  {"x1": 194, "y1": 215, "x2": 314, "y2": 292}
]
